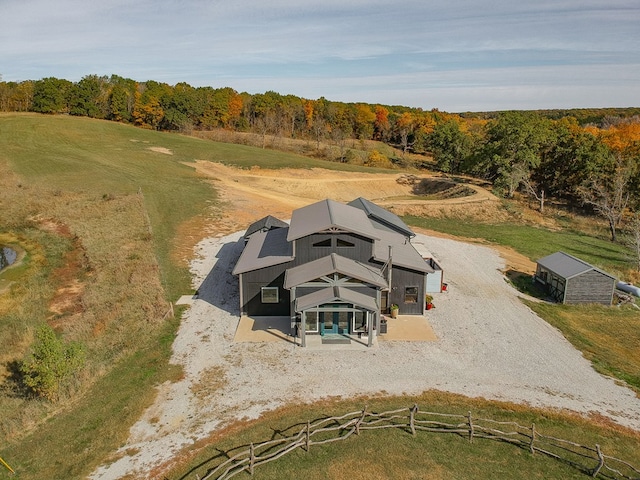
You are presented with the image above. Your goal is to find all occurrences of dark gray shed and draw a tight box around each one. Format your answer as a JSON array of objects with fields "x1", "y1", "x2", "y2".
[{"x1": 534, "y1": 251, "x2": 616, "y2": 305}]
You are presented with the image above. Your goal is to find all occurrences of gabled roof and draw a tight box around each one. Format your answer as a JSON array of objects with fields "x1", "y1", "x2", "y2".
[
  {"x1": 348, "y1": 197, "x2": 415, "y2": 238},
  {"x1": 244, "y1": 215, "x2": 289, "y2": 239},
  {"x1": 536, "y1": 251, "x2": 615, "y2": 280},
  {"x1": 286, "y1": 199, "x2": 381, "y2": 242},
  {"x1": 284, "y1": 253, "x2": 388, "y2": 289},
  {"x1": 232, "y1": 227, "x2": 294, "y2": 275},
  {"x1": 372, "y1": 229, "x2": 435, "y2": 273},
  {"x1": 295, "y1": 286, "x2": 379, "y2": 312}
]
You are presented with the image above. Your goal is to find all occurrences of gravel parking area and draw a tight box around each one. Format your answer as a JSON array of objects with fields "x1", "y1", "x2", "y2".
[{"x1": 91, "y1": 231, "x2": 640, "y2": 479}]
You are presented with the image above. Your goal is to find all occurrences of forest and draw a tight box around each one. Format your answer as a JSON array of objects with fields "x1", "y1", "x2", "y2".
[{"x1": 1, "y1": 74, "x2": 640, "y2": 247}]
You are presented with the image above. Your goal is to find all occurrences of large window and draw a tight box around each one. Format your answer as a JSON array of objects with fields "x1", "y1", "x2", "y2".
[
  {"x1": 312, "y1": 239, "x2": 332, "y2": 247},
  {"x1": 352, "y1": 311, "x2": 367, "y2": 332},
  {"x1": 404, "y1": 286, "x2": 418, "y2": 303},
  {"x1": 305, "y1": 311, "x2": 319, "y2": 332},
  {"x1": 261, "y1": 286, "x2": 279, "y2": 303}
]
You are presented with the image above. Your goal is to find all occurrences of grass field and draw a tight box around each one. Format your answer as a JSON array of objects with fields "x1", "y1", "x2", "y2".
[
  {"x1": 0, "y1": 113, "x2": 394, "y2": 479},
  {"x1": 1, "y1": 113, "x2": 639, "y2": 479},
  {"x1": 166, "y1": 392, "x2": 640, "y2": 480}
]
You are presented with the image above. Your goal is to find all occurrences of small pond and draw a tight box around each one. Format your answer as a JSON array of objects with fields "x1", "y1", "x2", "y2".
[{"x1": 0, "y1": 246, "x2": 17, "y2": 271}]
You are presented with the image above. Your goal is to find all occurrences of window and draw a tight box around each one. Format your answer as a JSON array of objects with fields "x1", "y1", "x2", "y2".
[
  {"x1": 261, "y1": 286, "x2": 279, "y2": 303},
  {"x1": 336, "y1": 238, "x2": 355, "y2": 247},
  {"x1": 313, "y1": 238, "x2": 332, "y2": 247},
  {"x1": 305, "y1": 311, "x2": 319, "y2": 332},
  {"x1": 352, "y1": 311, "x2": 367, "y2": 332},
  {"x1": 404, "y1": 286, "x2": 418, "y2": 303}
]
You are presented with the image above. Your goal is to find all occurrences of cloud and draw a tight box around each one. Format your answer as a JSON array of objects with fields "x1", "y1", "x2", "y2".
[{"x1": 1, "y1": 0, "x2": 639, "y2": 110}]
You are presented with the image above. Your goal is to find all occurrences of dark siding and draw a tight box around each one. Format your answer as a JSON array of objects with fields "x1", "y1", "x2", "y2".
[
  {"x1": 565, "y1": 270, "x2": 614, "y2": 305},
  {"x1": 293, "y1": 233, "x2": 374, "y2": 265},
  {"x1": 389, "y1": 266, "x2": 425, "y2": 315},
  {"x1": 241, "y1": 265, "x2": 291, "y2": 316}
]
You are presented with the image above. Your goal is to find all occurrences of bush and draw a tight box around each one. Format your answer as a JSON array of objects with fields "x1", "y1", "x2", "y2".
[{"x1": 20, "y1": 324, "x2": 85, "y2": 401}]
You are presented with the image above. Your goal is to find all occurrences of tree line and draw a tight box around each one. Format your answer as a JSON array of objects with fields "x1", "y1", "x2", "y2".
[{"x1": 1, "y1": 74, "x2": 640, "y2": 248}]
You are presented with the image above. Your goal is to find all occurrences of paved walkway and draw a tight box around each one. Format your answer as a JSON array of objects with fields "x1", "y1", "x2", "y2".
[{"x1": 233, "y1": 314, "x2": 438, "y2": 348}]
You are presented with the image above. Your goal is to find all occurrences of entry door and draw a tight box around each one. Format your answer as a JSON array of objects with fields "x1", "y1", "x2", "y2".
[{"x1": 320, "y1": 309, "x2": 350, "y2": 334}]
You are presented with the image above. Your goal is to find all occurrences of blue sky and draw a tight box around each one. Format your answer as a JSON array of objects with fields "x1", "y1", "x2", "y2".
[{"x1": 1, "y1": 0, "x2": 639, "y2": 112}]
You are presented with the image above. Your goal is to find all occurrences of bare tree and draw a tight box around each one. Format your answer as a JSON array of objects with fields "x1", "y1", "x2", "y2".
[{"x1": 579, "y1": 157, "x2": 632, "y2": 242}]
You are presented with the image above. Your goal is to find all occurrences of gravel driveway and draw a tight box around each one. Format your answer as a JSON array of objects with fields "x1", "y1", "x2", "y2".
[{"x1": 91, "y1": 232, "x2": 640, "y2": 479}]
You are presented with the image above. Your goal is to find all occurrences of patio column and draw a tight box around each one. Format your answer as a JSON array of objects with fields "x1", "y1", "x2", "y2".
[
  {"x1": 367, "y1": 311, "x2": 374, "y2": 347},
  {"x1": 301, "y1": 310, "x2": 306, "y2": 347}
]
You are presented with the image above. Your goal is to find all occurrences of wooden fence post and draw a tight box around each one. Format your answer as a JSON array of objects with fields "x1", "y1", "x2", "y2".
[
  {"x1": 249, "y1": 442, "x2": 255, "y2": 476},
  {"x1": 410, "y1": 404, "x2": 418, "y2": 437},
  {"x1": 467, "y1": 411, "x2": 474, "y2": 443},
  {"x1": 305, "y1": 421, "x2": 311, "y2": 452},
  {"x1": 592, "y1": 444, "x2": 604, "y2": 477},
  {"x1": 530, "y1": 423, "x2": 536, "y2": 454},
  {"x1": 356, "y1": 406, "x2": 366, "y2": 435}
]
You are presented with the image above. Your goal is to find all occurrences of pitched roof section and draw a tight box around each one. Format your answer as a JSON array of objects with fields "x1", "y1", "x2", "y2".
[
  {"x1": 244, "y1": 215, "x2": 289, "y2": 239},
  {"x1": 348, "y1": 197, "x2": 415, "y2": 238},
  {"x1": 232, "y1": 227, "x2": 294, "y2": 275},
  {"x1": 284, "y1": 253, "x2": 388, "y2": 289},
  {"x1": 294, "y1": 286, "x2": 379, "y2": 312},
  {"x1": 286, "y1": 199, "x2": 381, "y2": 242},
  {"x1": 536, "y1": 251, "x2": 615, "y2": 280},
  {"x1": 372, "y1": 229, "x2": 435, "y2": 273}
]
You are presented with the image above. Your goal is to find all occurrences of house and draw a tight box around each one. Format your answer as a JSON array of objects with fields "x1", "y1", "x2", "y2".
[
  {"x1": 534, "y1": 251, "x2": 616, "y2": 305},
  {"x1": 232, "y1": 198, "x2": 436, "y2": 346},
  {"x1": 243, "y1": 215, "x2": 289, "y2": 244}
]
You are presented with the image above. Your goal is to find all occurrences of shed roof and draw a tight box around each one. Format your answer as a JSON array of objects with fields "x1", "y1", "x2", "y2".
[
  {"x1": 372, "y1": 229, "x2": 434, "y2": 273},
  {"x1": 536, "y1": 251, "x2": 615, "y2": 280},
  {"x1": 232, "y1": 227, "x2": 294, "y2": 275},
  {"x1": 286, "y1": 199, "x2": 381, "y2": 242},
  {"x1": 244, "y1": 215, "x2": 289, "y2": 239},
  {"x1": 294, "y1": 286, "x2": 379, "y2": 312},
  {"x1": 348, "y1": 197, "x2": 415, "y2": 238},
  {"x1": 284, "y1": 253, "x2": 388, "y2": 289}
]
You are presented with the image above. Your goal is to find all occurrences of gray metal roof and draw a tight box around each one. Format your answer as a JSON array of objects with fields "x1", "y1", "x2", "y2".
[
  {"x1": 348, "y1": 197, "x2": 415, "y2": 238},
  {"x1": 536, "y1": 251, "x2": 615, "y2": 280},
  {"x1": 373, "y1": 229, "x2": 434, "y2": 273},
  {"x1": 244, "y1": 215, "x2": 289, "y2": 239},
  {"x1": 286, "y1": 199, "x2": 381, "y2": 242},
  {"x1": 232, "y1": 227, "x2": 294, "y2": 275},
  {"x1": 284, "y1": 253, "x2": 388, "y2": 289},
  {"x1": 294, "y1": 286, "x2": 379, "y2": 312}
]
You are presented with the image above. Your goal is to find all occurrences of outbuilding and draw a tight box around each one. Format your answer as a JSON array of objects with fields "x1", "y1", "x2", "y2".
[{"x1": 534, "y1": 251, "x2": 616, "y2": 305}]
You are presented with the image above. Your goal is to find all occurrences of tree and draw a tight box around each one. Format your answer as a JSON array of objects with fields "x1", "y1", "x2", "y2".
[
  {"x1": 395, "y1": 112, "x2": 415, "y2": 158},
  {"x1": 20, "y1": 324, "x2": 85, "y2": 401},
  {"x1": 428, "y1": 118, "x2": 472, "y2": 174},
  {"x1": 69, "y1": 74, "x2": 109, "y2": 118},
  {"x1": 578, "y1": 155, "x2": 634, "y2": 242},
  {"x1": 477, "y1": 111, "x2": 553, "y2": 197},
  {"x1": 32, "y1": 77, "x2": 73, "y2": 113}
]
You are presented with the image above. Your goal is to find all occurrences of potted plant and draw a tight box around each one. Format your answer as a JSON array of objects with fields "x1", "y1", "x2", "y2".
[
  {"x1": 390, "y1": 304, "x2": 399, "y2": 318},
  {"x1": 425, "y1": 295, "x2": 433, "y2": 310}
]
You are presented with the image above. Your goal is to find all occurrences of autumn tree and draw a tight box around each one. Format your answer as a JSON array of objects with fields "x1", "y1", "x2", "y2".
[
  {"x1": 354, "y1": 103, "x2": 375, "y2": 140},
  {"x1": 373, "y1": 105, "x2": 390, "y2": 141}
]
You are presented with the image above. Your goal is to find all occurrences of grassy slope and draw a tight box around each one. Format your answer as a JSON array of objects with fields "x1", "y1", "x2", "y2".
[
  {"x1": 0, "y1": 114, "x2": 638, "y2": 479},
  {"x1": 168, "y1": 393, "x2": 640, "y2": 480},
  {"x1": 0, "y1": 114, "x2": 392, "y2": 479}
]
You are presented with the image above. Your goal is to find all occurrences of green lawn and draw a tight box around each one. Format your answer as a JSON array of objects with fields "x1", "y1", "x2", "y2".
[
  {"x1": 167, "y1": 393, "x2": 640, "y2": 480},
  {"x1": 404, "y1": 215, "x2": 631, "y2": 276}
]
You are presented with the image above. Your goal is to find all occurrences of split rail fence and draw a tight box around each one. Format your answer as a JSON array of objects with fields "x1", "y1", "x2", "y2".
[{"x1": 195, "y1": 405, "x2": 640, "y2": 480}]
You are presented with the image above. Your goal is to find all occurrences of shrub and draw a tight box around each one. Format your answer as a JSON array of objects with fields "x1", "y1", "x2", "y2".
[{"x1": 20, "y1": 324, "x2": 85, "y2": 401}]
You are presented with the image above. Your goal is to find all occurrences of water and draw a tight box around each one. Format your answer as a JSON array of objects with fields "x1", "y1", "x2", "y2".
[{"x1": 0, "y1": 246, "x2": 17, "y2": 270}]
